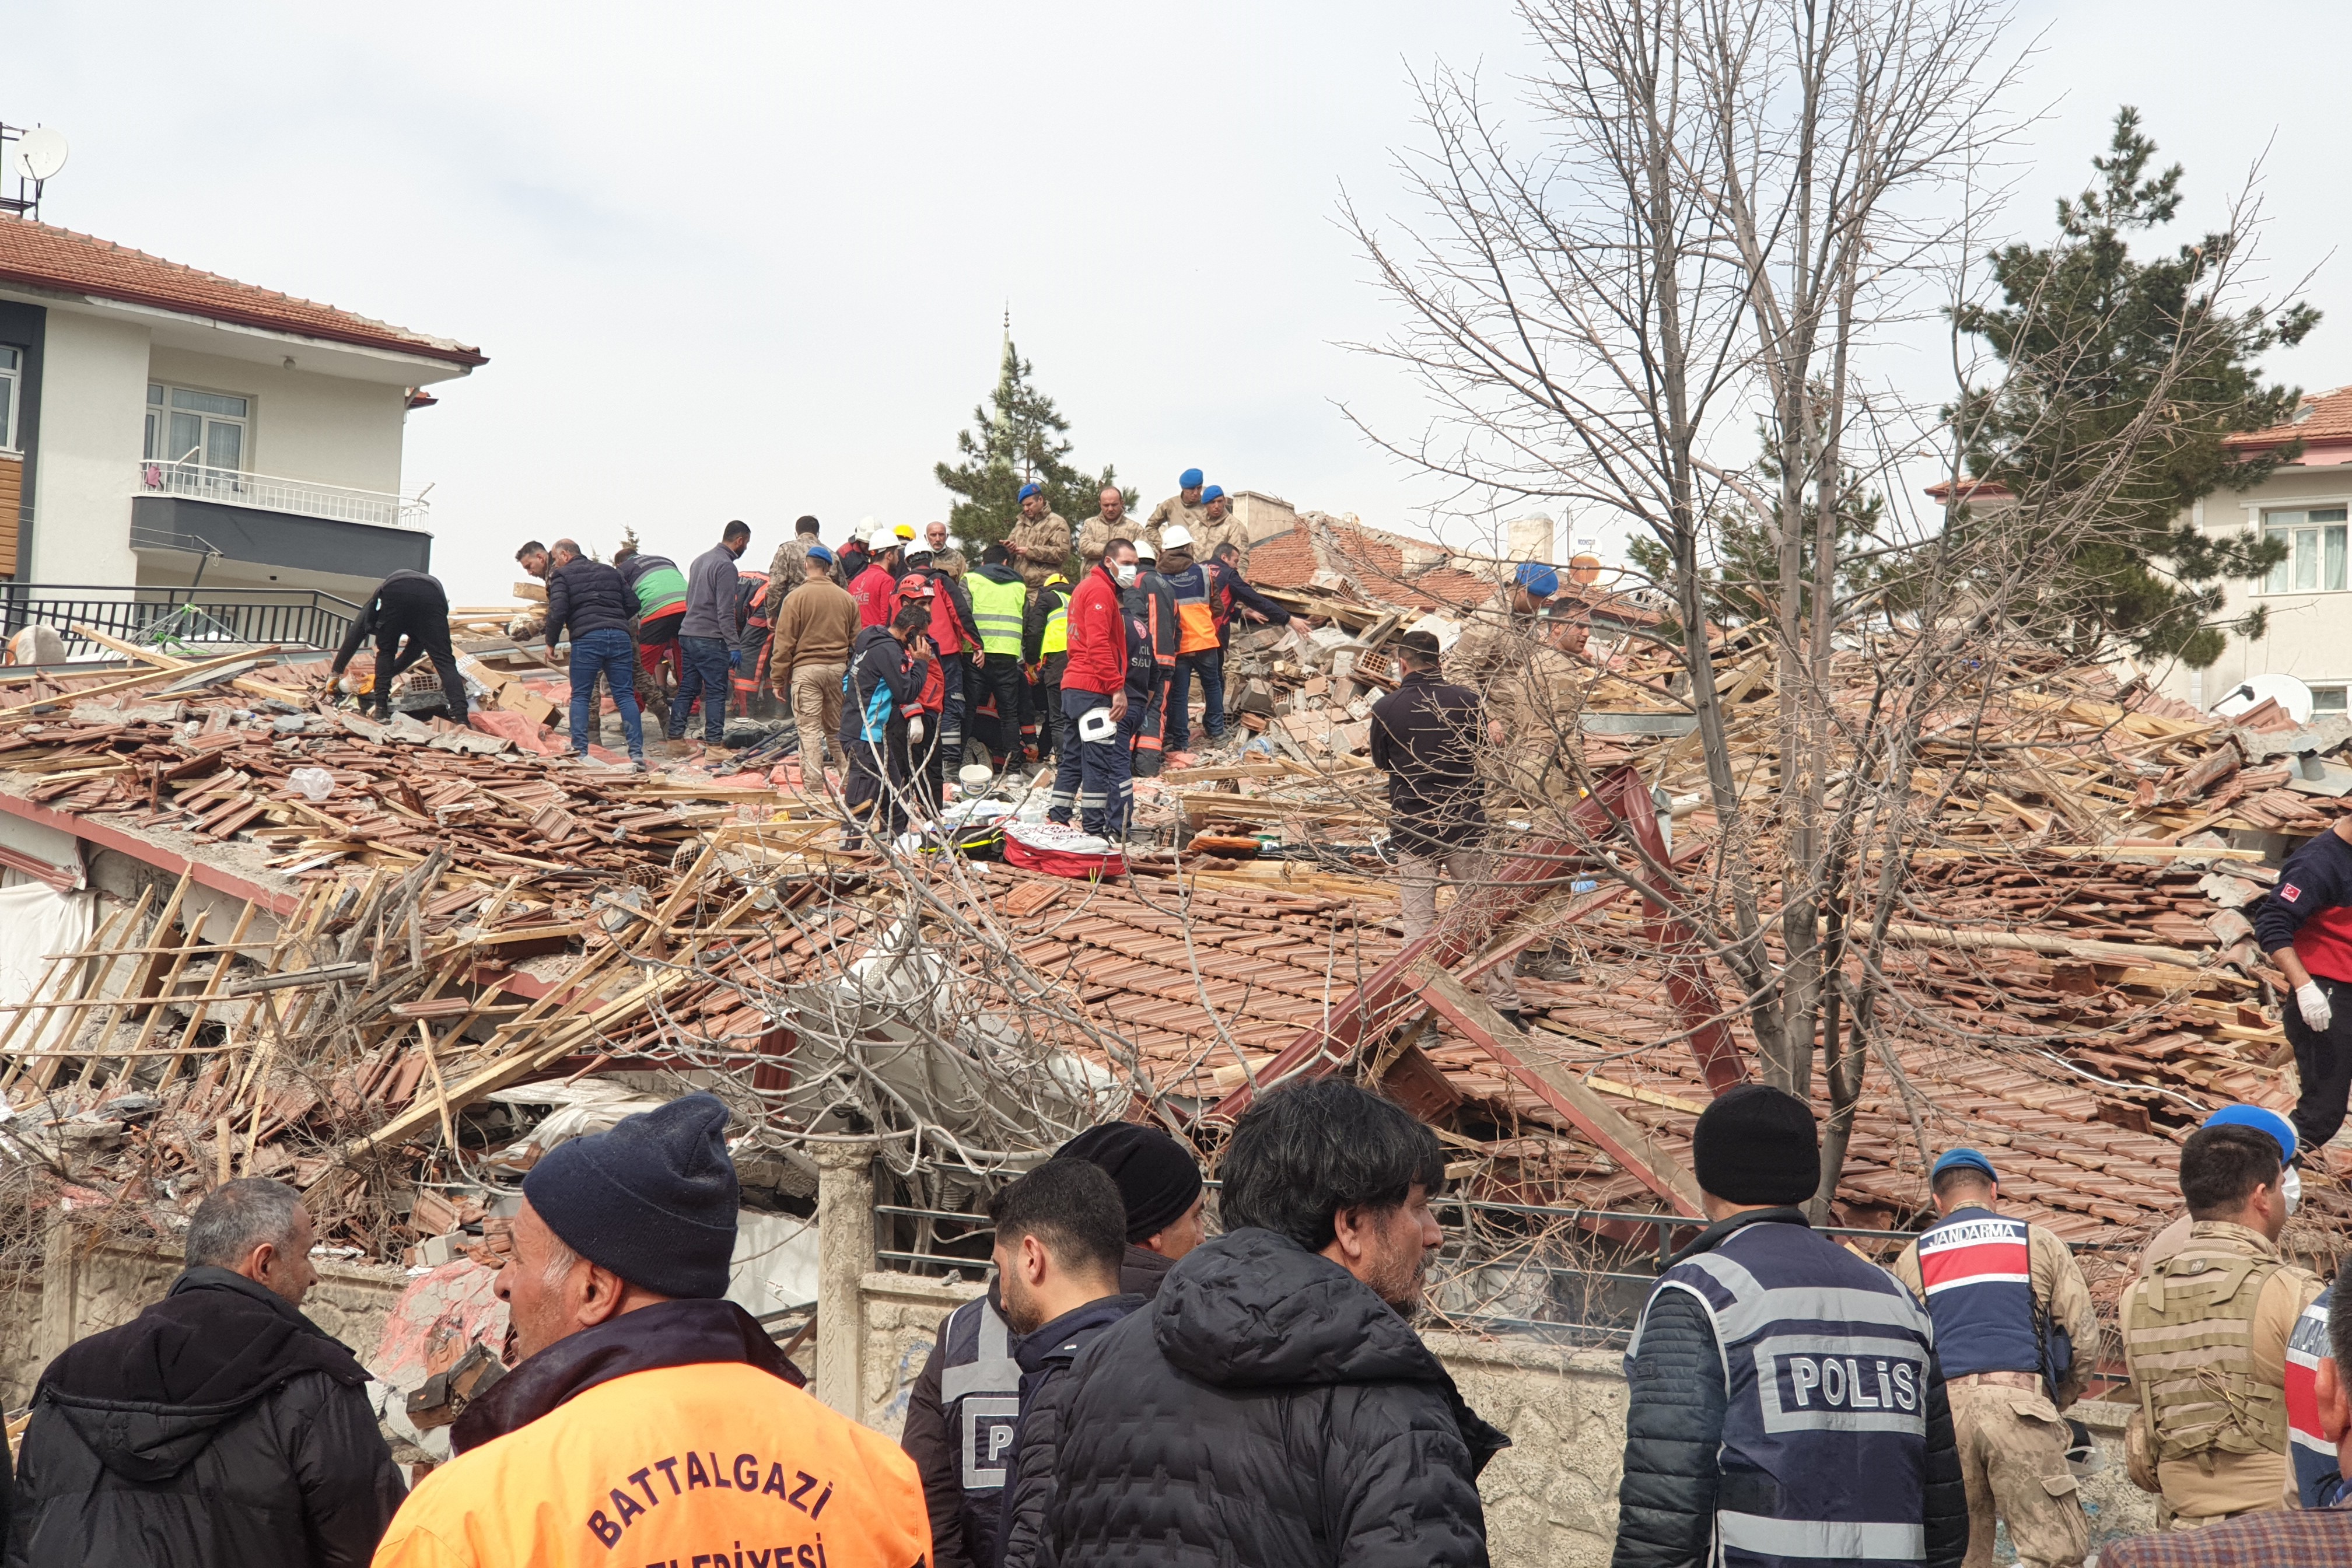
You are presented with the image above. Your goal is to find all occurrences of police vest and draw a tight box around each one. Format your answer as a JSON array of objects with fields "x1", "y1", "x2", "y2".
[
  {"x1": 2289, "y1": 1283, "x2": 2336, "y2": 1506},
  {"x1": 967, "y1": 570, "x2": 1027, "y2": 656},
  {"x1": 1040, "y1": 579, "x2": 1069, "y2": 656},
  {"x1": 1168, "y1": 564, "x2": 1221, "y2": 655},
  {"x1": 2123, "y1": 1223, "x2": 2294, "y2": 1463},
  {"x1": 1635, "y1": 1217, "x2": 1937, "y2": 1566},
  {"x1": 1913, "y1": 1208, "x2": 2041, "y2": 1380},
  {"x1": 939, "y1": 1294, "x2": 1021, "y2": 1565}
]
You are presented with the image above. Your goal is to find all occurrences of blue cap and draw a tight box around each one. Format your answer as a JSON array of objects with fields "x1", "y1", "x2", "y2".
[
  {"x1": 805, "y1": 543, "x2": 834, "y2": 565},
  {"x1": 1200, "y1": 484, "x2": 1224, "y2": 503},
  {"x1": 1179, "y1": 468, "x2": 1203, "y2": 489},
  {"x1": 1515, "y1": 561, "x2": 1561, "y2": 597},
  {"x1": 2203, "y1": 1104, "x2": 2297, "y2": 1163},
  {"x1": 1931, "y1": 1147, "x2": 1998, "y2": 1185},
  {"x1": 1017, "y1": 482, "x2": 1042, "y2": 501}
]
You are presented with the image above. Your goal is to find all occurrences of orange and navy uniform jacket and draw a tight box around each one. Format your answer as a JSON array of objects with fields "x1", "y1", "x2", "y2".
[
  {"x1": 370, "y1": 1300, "x2": 929, "y2": 1568},
  {"x1": 2257, "y1": 830, "x2": 2352, "y2": 984},
  {"x1": 1161, "y1": 561, "x2": 1227, "y2": 657}
]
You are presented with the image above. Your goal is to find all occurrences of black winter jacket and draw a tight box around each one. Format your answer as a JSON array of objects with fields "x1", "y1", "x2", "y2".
[
  {"x1": 331, "y1": 570, "x2": 448, "y2": 674},
  {"x1": 1610, "y1": 1209, "x2": 1968, "y2": 1568},
  {"x1": 6, "y1": 1266, "x2": 404, "y2": 1568},
  {"x1": 1044, "y1": 1227, "x2": 1507, "y2": 1568},
  {"x1": 544, "y1": 556, "x2": 640, "y2": 649},
  {"x1": 997, "y1": 1293, "x2": 1146, "y2": 1568},
  {"x1": 1369, "y1": 670, "x2": 1486, "y2": 853}
]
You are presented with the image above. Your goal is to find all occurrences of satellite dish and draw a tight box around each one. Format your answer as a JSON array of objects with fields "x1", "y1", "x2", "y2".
[
  {"x1": 2211, "y1": 672, "x2": 2315, "y2": 726},
  {"x1": 13, "y1": 127, "x2": 68, "y2": 183}
]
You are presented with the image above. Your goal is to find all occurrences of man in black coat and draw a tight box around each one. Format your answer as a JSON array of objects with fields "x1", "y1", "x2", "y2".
[
  {"x1": 1612, "y1": 1084, "x2": 1968, "y2": 1568},
  {"x1": 1045, "y1": 1080, "x2": 1507, "y2": 1567},
  {"x1": 1368, "y1": 632, "x2": 1524, "y2": 1026},
  {"x1": 7, "y1": 1178, "x2": 404, "y2": 1567},
  {"x1": 330, "y1": 569, "x2": 467, "y2": 723}
]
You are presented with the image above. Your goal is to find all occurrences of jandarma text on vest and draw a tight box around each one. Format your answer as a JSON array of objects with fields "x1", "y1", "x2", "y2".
[{"x1": 585, "y1": 1449, "x2": 837, "y2": 1548}]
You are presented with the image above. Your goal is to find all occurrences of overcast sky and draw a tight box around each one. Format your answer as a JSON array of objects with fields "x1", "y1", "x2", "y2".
[{"x1": 6, "y1": 2, "x2": 2346, "y2": 601}]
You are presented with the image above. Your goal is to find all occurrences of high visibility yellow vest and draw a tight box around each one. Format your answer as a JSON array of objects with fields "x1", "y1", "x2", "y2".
[
  {"x1": 1041, "y1": 576, "x2": 1069, "y2": 656},
  {"x1": 966, "y1": 569, "x2": 1027, "y2": 656}
]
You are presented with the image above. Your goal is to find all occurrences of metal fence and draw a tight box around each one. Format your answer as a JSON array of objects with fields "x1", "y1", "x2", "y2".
[{"x1": 0, "y1": 584, "x2": 360, "y2": 654}]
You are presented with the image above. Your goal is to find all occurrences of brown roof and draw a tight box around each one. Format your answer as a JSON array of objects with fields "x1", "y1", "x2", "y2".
[
  {"x1": 0, "y1": 220, "x2": 487, "y2": 368},
  {"x1": 1250, "y1": 513, "x2": 1664, "y2": 626},
  {"x1": 2226, "y1": 385, "x2": 2352, "y2": 456}
]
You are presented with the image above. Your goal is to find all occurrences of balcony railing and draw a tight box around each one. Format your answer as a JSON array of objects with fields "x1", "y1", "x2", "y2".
[
  {"x1": 0, "y1": 584, "x2": 360, "y2": 654},
  {"x1": 134, "y1": 460, "x2": 430, "y2": 531}
]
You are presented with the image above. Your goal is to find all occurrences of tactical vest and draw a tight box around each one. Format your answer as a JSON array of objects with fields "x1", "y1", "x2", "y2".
[
  {"x1": 967, "y1": 570, "x2": 1027, "y2": 656},
  {"x1": 2288, "y1": 1283, "x2": 2336, "y2": 1506},
  {"x1": 1041, "y1": 578, "x2": 1069, "y2": 656},
  {"x1": 2124, "y1": 1223, "x2": 2292, "y2": 1463},
  {"x1": 1633, "y1": 1217, "x2": 1937, "y2": 1566},
  {"x1": 939, "y1": 1295, "x2": 1021, "y2": 1565},
  {"x1": 1915, "y1": 1209, "x2": 2041, "y2": 1380}
]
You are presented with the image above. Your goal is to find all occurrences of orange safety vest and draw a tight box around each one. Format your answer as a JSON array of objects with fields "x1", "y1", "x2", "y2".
[
  {"x1": 1170, "y1": 562, "x2": 1222, "y2": 656},
  {"x1": 370, "y1": 1361, "x2": 931, "y2": 1568}
]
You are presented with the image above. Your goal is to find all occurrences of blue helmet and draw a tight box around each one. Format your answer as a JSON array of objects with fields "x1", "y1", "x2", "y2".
[
  {"x1": 1514, "y1": 561, "x2": 1561, "y2": 598},
  {"x1": 1200, "y1": 484, "x2": 1225, "y2": 504},
  {"x1": 1017, "y1": 482, "x2": 1042, "y2": 502},
  {"x1": 1930, "y1": 1147, "x2": 1997, "y2": 1184},
  {"x1": 1179, "y1": 467, "x2": 1204, "y2": 489},
  {"x1": 2203, "y1": 1104, "x2": 2296, "y2": 1164}
]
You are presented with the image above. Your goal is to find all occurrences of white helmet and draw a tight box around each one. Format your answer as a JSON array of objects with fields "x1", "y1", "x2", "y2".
[
  {"x1": 865, "y1": 520, "x2": 895, "y2": 548},
  {"x1": 1133, "y1": 538, "x2": 1158, "y2": 563},
  {"x1": 1161, "y1": 524, "x2": 1194, "y2": 550}
]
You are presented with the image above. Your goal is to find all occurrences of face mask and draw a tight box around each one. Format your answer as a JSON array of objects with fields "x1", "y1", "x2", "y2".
[
  {"x1": 2283, "y1": 1164, "x2": 2302, "y2": 1217},
  {"x1": 1114, "y1": 564, "x2": 1138, "y2": 588}
]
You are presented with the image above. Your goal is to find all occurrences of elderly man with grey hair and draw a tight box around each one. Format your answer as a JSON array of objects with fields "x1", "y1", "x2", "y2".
[{"x1": 6, "y1": 1177, "x2": 404, "y2": 1567}]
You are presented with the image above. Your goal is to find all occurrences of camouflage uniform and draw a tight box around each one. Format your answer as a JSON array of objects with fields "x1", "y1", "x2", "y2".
[
  {"x1": 1192, "y1": 505, "x2": 1247, "y2": 561},
  {"x1": 1007, "y1": 510, "x2": 1072, "y2": 589},
  {"x1": 1076, "y1": 513, "x2": 1133, "y2": 568},
  {"x1": 1143, "y1": 492, "x2": 1208, "y2": 556},
  {"x1": 1481, "y1": 643, "x2": 1583, "y2": 817}
]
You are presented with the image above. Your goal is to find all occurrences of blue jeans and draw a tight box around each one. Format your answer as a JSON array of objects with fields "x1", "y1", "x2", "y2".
[
  {"x1": 668, "y1": 635, "x2": 732, "y2": 744},
  {"x1": 568, "y1": 628, "x2": 643, "y2": 758},
  {"x1": 1167, "y1": 647, "x2": 1224, "y2": 751},
  {"x1": 1049, "y1": 689, "x2": 1132, "y2": 838}
]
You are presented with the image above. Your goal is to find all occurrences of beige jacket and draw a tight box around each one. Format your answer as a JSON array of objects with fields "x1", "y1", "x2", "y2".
[
  {"x1": 1891, "y1": 1216, "x2": 2099, "y2": 1408},
  {"x1": 1076, "y1": 513, "x2": 1133, "y2": 565},
  {"x1": 766, "y1": 577, "x2": 860, "y2": 691},
  {"x1": 1144, "y1": 493, "x2": 1207, "y2": 555},
  {"x1": 1007, "y1": 511, "x2": 1071, "y2": 583}
]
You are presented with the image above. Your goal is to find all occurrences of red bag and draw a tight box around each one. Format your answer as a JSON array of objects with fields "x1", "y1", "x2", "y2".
[{"x1": 1002, "y1": 833, "x2": 1126, "y2": 881}]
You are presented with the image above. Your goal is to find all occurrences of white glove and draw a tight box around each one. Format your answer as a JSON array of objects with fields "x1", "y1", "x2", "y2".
[
  {"x1": 2297, "y1": 980, "x2": 2334, "y2": 1032},
  {"x1": 907, "y1": 716, "x2": 926, "y2": 747}
]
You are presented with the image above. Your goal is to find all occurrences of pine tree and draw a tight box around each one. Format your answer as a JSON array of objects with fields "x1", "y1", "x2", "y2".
[
  {"x1": 935, "y1": 332, "x2": 1129, "y2": 554},
  {"x1": 1952, "y1": 108, "x2": 2318, "y2": 668}
]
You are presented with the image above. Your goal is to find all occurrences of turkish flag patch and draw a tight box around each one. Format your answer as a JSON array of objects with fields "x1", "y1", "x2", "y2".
[{"x1": 2283, "y1": 883, "x2": 2302, "y2": 902}]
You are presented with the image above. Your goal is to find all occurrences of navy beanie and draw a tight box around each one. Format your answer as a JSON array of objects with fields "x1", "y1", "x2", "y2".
[
  {"x1": 1690, "y1": 1083, "x2": 1819, "y2": 1206},
  {"x1": 1056, "y1": 1122, "x2": 1204, "y2": 1242},
  {"x1": 523, "y1": 1092, "x2": 738, "y2": 1299}
]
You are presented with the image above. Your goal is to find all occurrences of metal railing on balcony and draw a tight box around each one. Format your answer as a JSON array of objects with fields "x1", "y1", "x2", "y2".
[
  {"x1": 134, "y1": 460, "x2": 431, "y2": 531},
  {"x1": 0, "y1": 584, "x2": 360, "y2": 654}
]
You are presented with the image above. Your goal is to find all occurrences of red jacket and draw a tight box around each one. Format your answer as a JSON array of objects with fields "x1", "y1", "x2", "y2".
[
  {"x1": 850, "y1": 564, "x2": 899, "y2": 629},
  {"x1": 1063, "y1": 562, "x2": 1127, "y2": 695}
]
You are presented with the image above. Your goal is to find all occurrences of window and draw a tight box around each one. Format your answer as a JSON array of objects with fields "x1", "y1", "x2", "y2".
[
  {"x1": 2262, "y1": 507, "x2": 2348, "y2": 594},
  {"x1": 0, "y1": 345, "x2": 18, "y2": 452},
  {"x1": 144, "y1": 383, "x2": 248, "y2": 472},
  {"x1": 2315, "y1": 686, "x2": 2349, "y2": 716}
]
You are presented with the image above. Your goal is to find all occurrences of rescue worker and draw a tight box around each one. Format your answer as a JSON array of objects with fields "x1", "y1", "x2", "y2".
[
  {"x1": 839, "y1": 599, "x2": 932, "y2": 849},
  {"x1": 895, "y1": 572, "x2": 949, "y2": 816},
  {"x1": 1048, "y1": 538, "x2": 1133, "y2": 839},
  {"x1": 766, "y1": 543, "x2": 859, "y2": 778},
  {"x1": 730, "y1": 561, "x2": 773, "y2": 718},
  {"x1": 1892, "y1": 1150, "x2": 2098, "y2": 1568},
  {"x1": 1210, "y1": 540, "x2": 1293, "y2": 648},
  {"x1": 1368, "y1": 631, "x2": 1524, "y2": 1028},
  {"x1": 1076, "y1": 485, "x2": 1132, "y2": 570},
  {"x1": 1124, "y1": 536, "x2": 1179, "y2": 778},
  {"x1": 1446, "y1": 560, "x2": 1559, "y2": 695},
  {"x1": 1195, "y1": 483, "x2": 1246, "y2": 560},
  {"x1": 665, "y1": 519, "x2": 749, "y2": 761},
  {"x1": 614, "y1": 542, "x2": 689, "y2": 700},
  {"x1": 850, "y1": 522, "x2": 904, "y2": 629},
  {"x1": 1143, "y1": 467, "x2": 1208, "y2": 555},
  {"x1": 2291, "y1": 1284, "x2": 2341, "y2": 1508},
  {"x1": 331, "y1": 569, "x2": 468, "y2": 724},
  {"x1": 2120, "y1": 1119, "x2": 2323, "y2": 1528},
  {"x1": 905, "y1": 542, "x2": 983, "y2": 774},
  {"x1": 1005, "y1": 483, "x2": 1071, "y2": 590},
  {"x1": 898, "y1": 1117, "x2": 1205, "y2": 1568},
  {"x1": 986, "y1": 1161, "x2": 1143, "y2": 1568},
  {"x1": 1483, "y1": 603, "x2": 1588, "y2": 819},
  {"x1": 761, "y1": 515, "x2": 825, "y2": 609},
  {"x1": 834, "y1": 527, "x2": 872, "y2": 592},
  {"x1": 891, "y1": 522, "x2": 919, "y2": 570},
  {"x1": 966, "y1": 542, "x2": 1032, "y2": 767},
  {"x1": 1613, "y1": 1083, "x2": 1966, "y2": 1568},
  {"x1": 370, "y1": 1095, "x2": 930, "y2": 1568},
  {"x1": 2253, "y1": 813, "x2": 2352, "y2": 1156},
  {"x1": 1023, "y1": 569, "x2": 1072, "y2": 765},
  {"x1": 1157, "y1": 525, "x2": 1228, "y2": 754}
]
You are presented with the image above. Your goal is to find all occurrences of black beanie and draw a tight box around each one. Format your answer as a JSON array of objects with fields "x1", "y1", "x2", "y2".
[
  {"x1": 523, "y1": 1093, "x2": 738, "y2": 1299},
  {"x1": 1056, "y1": 1122, "x2": 1205, "y2": 1242},
  {"x1": 1691, "y1": 1083, "x2": 1820, "y2": 1206}
]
